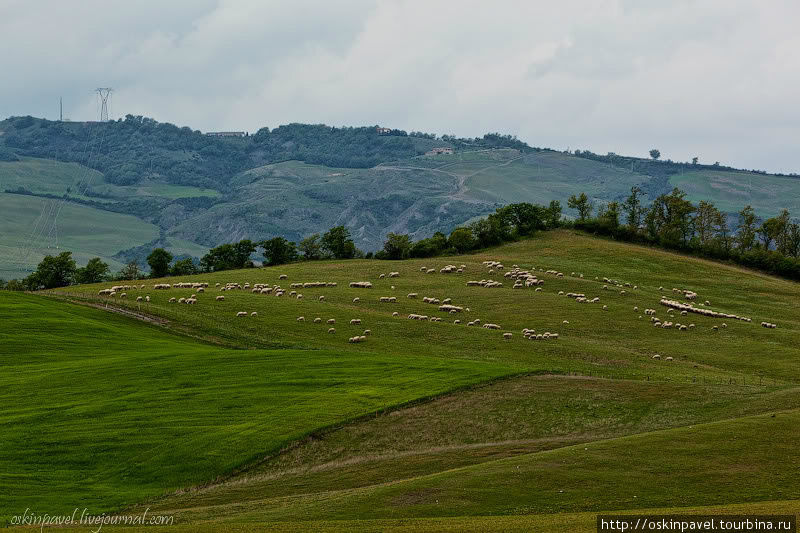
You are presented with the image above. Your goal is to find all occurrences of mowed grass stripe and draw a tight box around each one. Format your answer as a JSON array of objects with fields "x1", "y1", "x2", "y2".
[
  {"x1": 154, "y1": 409, "x2": 800, "y2": 524},
  {"x1": 0, "y1": 292, "x2": 514, "y2": 520}
]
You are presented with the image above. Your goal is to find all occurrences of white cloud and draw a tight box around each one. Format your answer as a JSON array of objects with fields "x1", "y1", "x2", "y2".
[{"x1": 0, "y1": 0, "x2": 797, "y2": 173}]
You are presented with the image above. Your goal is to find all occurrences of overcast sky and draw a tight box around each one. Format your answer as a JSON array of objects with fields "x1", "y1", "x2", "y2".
[{"x1": 1, "y1": 0, "x2": 798, "y2": 173}]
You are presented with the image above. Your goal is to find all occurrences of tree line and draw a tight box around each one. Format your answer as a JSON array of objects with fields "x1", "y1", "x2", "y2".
[
  {"x1": 567, "y1": 187, "x2": 800, "y2": 280},
  {"x1": 5, "y1": 188, "x2": 800, "y2": 290}
]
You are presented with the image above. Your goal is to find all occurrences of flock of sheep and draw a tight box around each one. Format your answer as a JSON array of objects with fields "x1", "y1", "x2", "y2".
[{"x1": 92, "y1": 255, "x2": 781, "y2": 364}]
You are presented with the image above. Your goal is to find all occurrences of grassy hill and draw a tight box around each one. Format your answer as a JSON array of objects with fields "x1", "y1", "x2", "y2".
[
  {"x1": 2, "y1": 116, "x2": 798, "y2": 278},
  {"x1": 0, "y1": 291, "x2": 511, "y2": 521},
  {"x1": 2, "y1": 230, "x2": 793, "y2": 530}
]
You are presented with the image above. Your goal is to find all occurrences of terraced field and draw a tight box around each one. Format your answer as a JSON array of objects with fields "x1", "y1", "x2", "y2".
[{"x1": 6, "y1": 230, "x2": 799, "y2": 530}]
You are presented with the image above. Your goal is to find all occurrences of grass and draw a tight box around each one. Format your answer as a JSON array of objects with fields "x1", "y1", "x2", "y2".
[
  {"x1": 0, "y1": 157, "x2": 103, "y2": 199},
  {"x1": 670, "y1": 169, "x2": 800, "y2": 217},
  {"x1": 462, "y1": 151, "x2": 654, "y2": 206},
  {"x1": 0, "y1": 192, "x2": 159, "y2": 280},
  {"x1": 59, "y1": 230, "x2": 800, "y2": 383},
  {"x1": 10, "y1": 230, "x2": 800, "y2": 530},
  {"x1": 146, "y1": 375, "x2": 800, "y2": 519},
  {"x1": 151, "y1": 409, "x2": 800, "y2": 523},
  {"x1": 0, "y1": 291, "x2": 513, "y2": 522}
]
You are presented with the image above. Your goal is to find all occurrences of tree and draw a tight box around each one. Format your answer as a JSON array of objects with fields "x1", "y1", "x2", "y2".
[
  {"x1": 260, "y1": 237, "x2": 298, "y2": 266},
  {"x1": 598, "y1": 201, "x2": 620, "y2": 229},
  {"x1": 692, "y1": 157, "x2": 699, "y2": 165},
  {"x1": 567, "y1": 192, "x2": 593, "y2": 221},
  {"x1": 649, "y1": 149, "x2": 661, "y2": 160},
  {"x1": 735, "y1": 205, "x2": 758, "y2": 251},
  {"x1": 448, "y1": 227, "x2": 475, "y2": 253},
  {"x1": 694, "y1": 201, "x2": 720, "y2": 246},
  {"x1": 774, "y1": 209, "x2": 792, "y2": 255},
  {"x1": 169, "y1": 257, "x2": 197, "y2": 276},
  {"x1": 758, "y1": 216, "x2": 784, "y2": 250},
  {"x1": 496, "y1": 203, "x2": 543, "y2": 236},
  {"x1": 411, "y1": 232, "x2": 448, "y2": 258},
  {"x1": 382, "y1": 233, "x2": 412, "y2": 260},
  {"x1": 147, "y1": 248, "x2": 173, "y2": 278},
  {"x1": 622, "y1": 186, "x2": 644, "y2": 229},
  {"x1": 26, "y1": 251, "x2": 77, "y2": 289},
  {"x1": 321, "y1": 226, "x2": 356, "y2": 259},
  {"x1": 546, "y1": 200, "x2": 562, "y2": 228},
  {"x1": 469, "y1": 216, "x2": 507, "y2": 248},
  {"x1": 119, "y1": 260, "x2": 142, "y2": 280},
  {"x1": 647, "y1": 188, "x2": 695, "y2": 247},
  {"x1": 75, "y1": 257, "x2": 110, "y2": 284},
  {"x1": 299, "y1": 233, "x2": 324, "y2": 260},
  {"x1": 200, "y1": 240, "x2": 256, "y2": 272},
  {"x1": 785, "y1": 223, "x2": 800, "y2": 258}
]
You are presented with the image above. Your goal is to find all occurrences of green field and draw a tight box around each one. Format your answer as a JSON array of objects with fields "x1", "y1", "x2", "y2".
[
  {"x1": 0, "y1": 192, "x2": 160, "y2": 280},
  {"x1": 0, "y1": 291, "x2": 511, "y2": 521},
  {"x1": 669, "y1": 169, "x2": 800, "y2": 217},
  {"x1": 4, "y1": 230, "x2": 799, "y2": 530}
]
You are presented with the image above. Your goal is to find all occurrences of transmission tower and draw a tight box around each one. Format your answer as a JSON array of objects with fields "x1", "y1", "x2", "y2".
[{"x1": 96, "y1": 87, "x2": 113, "y2": 121}]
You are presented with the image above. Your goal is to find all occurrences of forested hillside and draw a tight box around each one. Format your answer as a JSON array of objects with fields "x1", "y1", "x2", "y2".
[{"x1": 1, "y1": 115, "x2": 798, "y2": 279}]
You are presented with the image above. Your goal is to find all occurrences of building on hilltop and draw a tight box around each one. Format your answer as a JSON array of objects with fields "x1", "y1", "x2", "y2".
[
  {"x1": 375, "y1": 127, "x2": 392, "y2": 135},
  {"x1": 206, "y1": 131, "x2": 246, "y2": 137},
  {"x1": 426, "y1": 147, "x2": 454, "y2": 155}
]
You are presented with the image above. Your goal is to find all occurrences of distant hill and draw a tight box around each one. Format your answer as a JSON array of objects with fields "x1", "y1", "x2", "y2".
[{"x1": 1, "y1": 115, "x2": 798, "y2": 278}]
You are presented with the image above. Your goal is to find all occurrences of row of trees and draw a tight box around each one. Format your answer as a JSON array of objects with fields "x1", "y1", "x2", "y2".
[
  {"x1": 569, "y1": 186, "x2": 800, "y2": 279},
  {"x1": 376, "y1": 201, "x2": 563, "y2": 260},
  {"x1": 2, "y1": 253, "x2": 111, "y2": 290},
  {"x1": 7, "y1": 188, "x2": 800, "y2": 290}
]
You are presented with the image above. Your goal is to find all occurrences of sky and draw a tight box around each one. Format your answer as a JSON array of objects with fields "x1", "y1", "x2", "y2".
[{"x1": 1, "y1": 0, "x2": 798, "y2": 174}]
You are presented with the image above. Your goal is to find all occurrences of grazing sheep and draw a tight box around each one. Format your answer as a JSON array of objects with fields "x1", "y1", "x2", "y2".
[
  {"x1": 136, "y1": 296, "x2": 143, "y2": 302},
  {"x1": 602, "y1": 305, "x2": 608, "y2": 311},
  {"x1": 236, "y1": 311, "x2": 247, "y2": 317},
  {"x1": 327, "y1": 319, "x2": 336, "y2": 324},
  {"x1": 251, "y1": 312, "x2": 258, "y2": 317},
  {"x1": 313, "y1": 317, "x2": 322, "y2": 323},
  {"x1": 503, "y1": 332, "x2": 513, "y2": 340},
  {"x1": 353, "y1": 297, "x2": 361, "y2": 303},
  {"x1": 297, "y1": 294, "x2": 303, "y2": 300},
  {"x1": 145, "y1": 296, "x2": 150, "y2": 302},
  {"x1": 120, "y1": 293, "x2": 127, "y2": 299},
  {"x1": 328, "y1": 328, "x2": 336, "y2": 334},
  {"x1": 350, "y1": 319, "x2": 362, "y2": 325},
  {"x1": 363, "y1": 329, "x2": 371, "y2": 336},
  {"x1": 392, "y1": 312, "x2": 399, "y2": 317},
  {"x1": 454, "y1": 319, "x2": 461, "y2": 324},
  {"x1": 665, "y1": 356, "x2": 674, "y2": 361},
  {"x1": 563, "y1": 320, "x2": 569, "y2": 324},
  {"x1": 652, "y1": 354, "x2": 661, "y2": 360},
  {"x1": 389, "y1": 272, "x2": 400, "y2": 278},
  {"x1": 169, "y1": 297, "x2": 176, "y2": 303},
  {"x1": 349, "y1": 281, "x2": 373, "y2": 289},
  {"x1": 319, "y1": 295, "x2": 326, "y2": 301},
  {"x1": 279, "y1": 274, "x2": 288, "y2": 280}
]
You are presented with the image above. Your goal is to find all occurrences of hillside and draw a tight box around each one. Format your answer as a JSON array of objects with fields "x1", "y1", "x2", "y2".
[
  {"x1": 1, "y1": 115, "x2": 799, "y2": 279},
  {"x1": 2, "y1": 230, "x2": 793, "y2": 530}
]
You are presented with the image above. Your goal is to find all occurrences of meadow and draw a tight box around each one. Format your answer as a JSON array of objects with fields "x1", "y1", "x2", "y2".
[
  {"x1": 5, "y1": 229, "x2": 798, "y2": 529},
  {"x1": 0, "y1": 192, "x2": 159, "y2": 280},
  {"x1": 0, "y1": 292, "x2": 512, "y2": 522}
]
